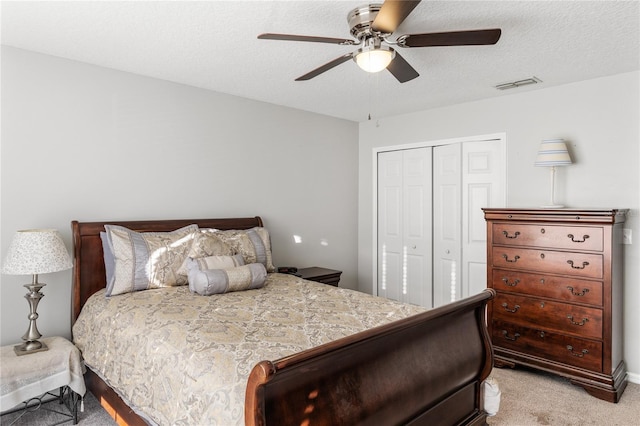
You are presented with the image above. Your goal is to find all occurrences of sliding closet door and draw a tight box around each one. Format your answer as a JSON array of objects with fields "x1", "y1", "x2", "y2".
[
  {"x1": 377, "y1": 148, "x2": 433, "y2": 307},
  {"x1": 432, "y1": 144, "x2": 462, "y2": 307},
  {"x1": 462, "y1": 140, "x2": 505, "y2": 298},
  {"x1": 433, "y1": 140, "x2": 505, "y2": 307},
  {"x1": 377, "y1": 137, "x2": 505, "y2": 309}
]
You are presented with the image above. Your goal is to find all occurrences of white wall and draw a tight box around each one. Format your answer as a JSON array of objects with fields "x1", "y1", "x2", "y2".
[
  {"x1": 0, "y1": 46, "x2": 359, "y2": 345},
  {"x1": 358, "y1": 71, "x2": 640, "y2": 379}
]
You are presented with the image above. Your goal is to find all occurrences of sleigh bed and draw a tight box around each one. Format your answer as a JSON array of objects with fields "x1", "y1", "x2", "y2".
[{"x1": 71, "y1": 216, "x2": 495, "y2": 426}]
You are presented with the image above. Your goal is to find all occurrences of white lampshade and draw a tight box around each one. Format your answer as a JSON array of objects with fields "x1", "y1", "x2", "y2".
[
  {"x1": 355, "y1": 46, "x2": 395, "y2": 73},
  {"x1": 534, "y1": 139, "x2": 572, "y2": 167},
  {"x1": 2, "y1": 229, "x2": 73, "y2": 275}
]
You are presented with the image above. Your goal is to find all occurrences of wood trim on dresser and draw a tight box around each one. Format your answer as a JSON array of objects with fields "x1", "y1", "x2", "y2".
[{"x1": 483, "y1": 208, "x2": 627, "y2": 403}]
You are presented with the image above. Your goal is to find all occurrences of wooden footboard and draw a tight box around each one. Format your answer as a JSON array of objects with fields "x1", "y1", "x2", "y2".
[{"x1": 246, "y1": 289, "x2": 495, "y2": 426}]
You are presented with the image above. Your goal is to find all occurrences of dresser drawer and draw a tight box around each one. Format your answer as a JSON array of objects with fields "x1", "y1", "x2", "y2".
[
  {"x1": 492, "y1": 293, "x2": 603, "y2": 339},
  {"x1": 492, "y1": 247, "x2": 603, "y2": 279},
  {"x1": 493, "y1": 224, "x2": 604, "y2": 251},
  {"x1": 491, "y1": 319, "x2": 603, "y2": 371},
  {"x1": 492, "y1": 269, "x2": 603, "y2": 306}
]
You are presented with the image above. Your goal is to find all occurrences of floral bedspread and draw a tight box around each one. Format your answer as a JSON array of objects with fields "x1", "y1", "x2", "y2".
[{"x1": 73, "y1": 273, "x2": 426, "y2": 425}]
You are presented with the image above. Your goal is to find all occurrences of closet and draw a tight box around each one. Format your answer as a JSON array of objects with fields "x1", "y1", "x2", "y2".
[{"x1": 377, "y1": 138, "x2": 504, "y2": 308}]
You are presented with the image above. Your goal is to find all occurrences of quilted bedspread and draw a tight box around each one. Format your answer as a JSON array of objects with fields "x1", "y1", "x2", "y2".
[{"x1": 73, "y1": 273, "x2": 426, "y2": 425}]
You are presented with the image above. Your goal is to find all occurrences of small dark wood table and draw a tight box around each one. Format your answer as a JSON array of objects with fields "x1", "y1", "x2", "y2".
[{"x1": 297, "y1": 267, "x2": 342, "y2": 287}]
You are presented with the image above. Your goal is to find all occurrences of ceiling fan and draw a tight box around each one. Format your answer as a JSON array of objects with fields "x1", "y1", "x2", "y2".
[{"x1": 258, "y1": 0, "x2": 501, "y2": 83}]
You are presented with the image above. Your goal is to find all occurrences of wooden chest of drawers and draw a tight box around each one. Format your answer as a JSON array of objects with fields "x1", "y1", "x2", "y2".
[{"x1": 483, "y1": 208, "x2": 627, "y2": 402}]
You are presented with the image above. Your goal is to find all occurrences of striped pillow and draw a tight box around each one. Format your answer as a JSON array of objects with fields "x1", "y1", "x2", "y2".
[
  {"x1": 104, "y1": 224, "x2": 198, "y2": 296},
  {"x1": 187, "y1": 261, "x2": 267, "y2": 295}
]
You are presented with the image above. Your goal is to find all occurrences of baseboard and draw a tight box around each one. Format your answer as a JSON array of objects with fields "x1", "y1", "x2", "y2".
[{"x1": 627, "y1": 371, "x2": 640, "y2": 384}]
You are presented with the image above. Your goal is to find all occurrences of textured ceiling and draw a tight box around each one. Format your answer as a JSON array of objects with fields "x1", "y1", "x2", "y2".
[{"x1": 2, "y1": 1, "x2": 639, "y2": 122}]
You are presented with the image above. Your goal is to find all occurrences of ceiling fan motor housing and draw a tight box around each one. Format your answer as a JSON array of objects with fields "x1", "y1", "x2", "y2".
[{"x1": 348, "y1": 4, "x2": 388, "y2": 40}]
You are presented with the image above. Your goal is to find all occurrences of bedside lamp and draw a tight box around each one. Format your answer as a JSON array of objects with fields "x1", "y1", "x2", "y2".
[
  {"x1": 534, "y1": 138, "x2": 572, "y2": 208},
  {"x1": 1, "y1": 229, "x2": 73, "y2": 355}
]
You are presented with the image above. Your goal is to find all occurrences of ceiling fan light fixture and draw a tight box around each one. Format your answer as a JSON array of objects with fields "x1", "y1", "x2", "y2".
[{"x1": 355, "y1": 45, "x2": 395, "y2": 73}]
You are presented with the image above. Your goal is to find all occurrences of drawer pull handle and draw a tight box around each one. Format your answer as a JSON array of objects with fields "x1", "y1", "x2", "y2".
[
  {"x1": 567, "y1": 345, "x2": 589, "y2": 357},
  {"x1": 567, "y1": 286, "x2": 590, "y2": 297},
  {"x1": 502, "y1": 277, "x2": 520, "y2": 287},
  {"x1": 567, "y1": 315, "x2": 589, "y2": 326},
  {"x1": 501, "y1": 303, "x2": 520, "y2": 313},
  {"x1": 502, "y1": 254, "x2": 520, "y2": 263},
  {"x1": 502, "y1": 230, "x2": 520, "y2": 239},
  {"x1": 568, "y1": 234, "x2": 590, "y2": 243},
  {"x1": 567, "y1": 260, "x2": 589, "y2": 270},
  {"x1": 502, "y1": 330, "x2": 520, "y2": 341}
]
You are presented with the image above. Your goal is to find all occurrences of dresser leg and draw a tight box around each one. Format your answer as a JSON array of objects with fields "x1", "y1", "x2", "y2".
[
  {"x1": 570, "y1": 378, "x2": 627, "y2": 403},
  {"x1": 569, "y1": 361, "x2": 628, "y2": 403}
]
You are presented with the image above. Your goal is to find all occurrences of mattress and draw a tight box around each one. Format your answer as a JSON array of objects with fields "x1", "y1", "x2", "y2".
[{"x1": 73, "y1": 273, "x2": 426, "y2": 425}]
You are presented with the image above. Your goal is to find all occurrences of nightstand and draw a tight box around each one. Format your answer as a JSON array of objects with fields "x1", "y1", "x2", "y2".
[
  {"x1": 0, "y1": 336, "x2": 86, "y2": 424},
  {"x1": 298, "y1": 267, "x2": 342, "y2": 287}
]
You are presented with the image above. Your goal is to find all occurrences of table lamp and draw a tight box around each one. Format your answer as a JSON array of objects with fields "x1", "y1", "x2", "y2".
[
  {"x1": 534, "y1": 138, "x2": 572, "y2": 208},
  {"x1": 1, "y1": 229, "x2": 73, "y2": 355}
]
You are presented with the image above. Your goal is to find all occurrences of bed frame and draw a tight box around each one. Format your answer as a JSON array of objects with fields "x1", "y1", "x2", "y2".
[{"x1": 71, "y1": 217, "x2": 495, "y2": 426}]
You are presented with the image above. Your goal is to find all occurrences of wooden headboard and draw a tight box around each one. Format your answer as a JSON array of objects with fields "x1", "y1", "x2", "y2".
[{"x1": 70, "y1": 216, "x2": 263, "y2": 324}]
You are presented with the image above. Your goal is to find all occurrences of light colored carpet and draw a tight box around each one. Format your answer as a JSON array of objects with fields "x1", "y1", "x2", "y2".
[
  {"x1": 488, "y1": 367, "x2": 640, "y2": 426},
  {"x1": 3, "y1": 368, "x2": 638, "y2": 425}
]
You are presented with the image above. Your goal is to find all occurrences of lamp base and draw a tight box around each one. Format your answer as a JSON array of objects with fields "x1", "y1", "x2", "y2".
[
  {"x1": 14, "y1": 340, "x2": 48, "y2": 356},
  {"x1": 541, "y1": 204, "x2": 565, "y2": 209}
]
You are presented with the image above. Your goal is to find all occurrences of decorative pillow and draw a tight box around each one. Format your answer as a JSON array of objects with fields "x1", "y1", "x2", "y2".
[
  {"x1": 176, "y1": 229, "x2": 235, "y2": 276},
  {"x1": 104, "y1": 224, "x2": 198, "y2": 296},
  {"x1": 187, "y1": 261, "x2": 267, "y2": 295},
  {"x1": 191, "y1": 254, "x2": 245, "y2": 270},
  {"x1": 190, "y1": 228, "x2": 235, "y2": 257},
  {"x1": 100, "y1": 231, "x2": 115, "y2": 290},
  {"x1": 213, "y1": 227, "x2": 275, "y2": 272}
]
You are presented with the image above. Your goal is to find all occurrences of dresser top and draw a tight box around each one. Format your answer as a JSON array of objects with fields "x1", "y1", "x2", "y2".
[{"x1": 482, "y1": 208, "x2": 628, "y2": 223}]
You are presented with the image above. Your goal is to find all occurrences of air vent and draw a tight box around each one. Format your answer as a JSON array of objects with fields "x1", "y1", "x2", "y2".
[{"x1": 495, "y1": 77, "x2": 542, "y2": 90}]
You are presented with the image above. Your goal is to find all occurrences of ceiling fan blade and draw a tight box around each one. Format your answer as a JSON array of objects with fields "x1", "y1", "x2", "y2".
[
  {"x1": 386, "y1": 52, "x2": 419, "y2": 83},
  {"x1": 372, "y1": 0, "x2": 422, "y2": 34},
  {"x1": 295, "y1": 53, "x2": 354, "y2": 81},
  {"x1": 398, "y1": 28, "x2": 502, "y2": 47},
  {"x1": 258, "y1": 33, "x2": 358, "y2": 45}
]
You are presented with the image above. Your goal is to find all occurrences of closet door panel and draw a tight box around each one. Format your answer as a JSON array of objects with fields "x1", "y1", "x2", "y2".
[
  {"x1": 433, "y1": 144, "x2": 462, "y2": 307},
  {"x1": 377, "y1": 148, "x2": 432, "y2": 307},
  {"x1": 378, "y1": 151, "x2": 403, "y2": 301},
  {"x1": 403, "y1": 148, "x2": 432, "y2": 307},
  {"x1": 462, "y1": 140, "x2": 505, "y2": 298}
]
